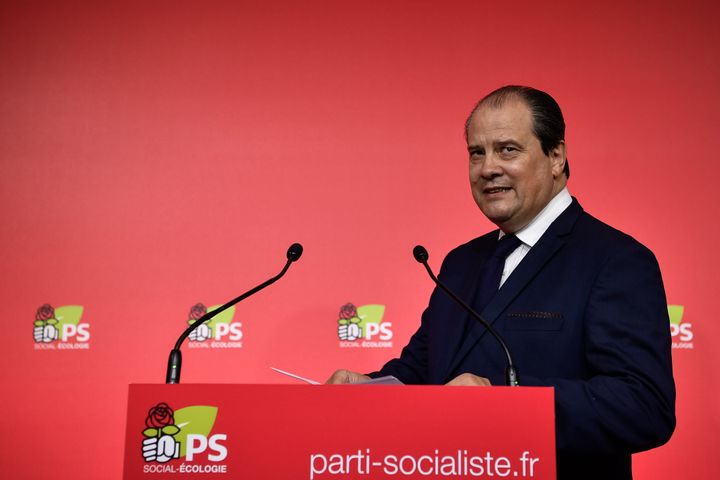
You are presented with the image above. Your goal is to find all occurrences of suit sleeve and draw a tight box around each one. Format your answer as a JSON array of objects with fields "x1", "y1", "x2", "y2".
[
  {"x1": 367, "y1": 247, "x2": 467, "y2": 384},
  {"x1": 521, "y1": 242, "x2": 676, "y2": 456},
  {"x1": 366, "y1": 317, "x2": 430, "y2": 384}
]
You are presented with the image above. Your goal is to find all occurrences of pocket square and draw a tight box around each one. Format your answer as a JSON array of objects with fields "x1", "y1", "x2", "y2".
[{"x1": 506, "y1": 311, "x2": 564, "y2": 331}]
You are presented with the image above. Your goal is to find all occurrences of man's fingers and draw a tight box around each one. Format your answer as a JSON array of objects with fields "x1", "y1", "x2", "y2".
[
  {"x1": 326, "y1": 370, "x2": 350, "y2": 384},
  {"x1": 446, "y1": 373, "x2": 492, "y2": 386},
  {"x1": 325, "y1": 369, "x2": 371, "y2": 384}
]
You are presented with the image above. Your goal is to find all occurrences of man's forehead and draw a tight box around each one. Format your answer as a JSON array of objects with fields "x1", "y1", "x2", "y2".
[{"x1": 467, "y1": 99, "x2": 534, "y2": 140}]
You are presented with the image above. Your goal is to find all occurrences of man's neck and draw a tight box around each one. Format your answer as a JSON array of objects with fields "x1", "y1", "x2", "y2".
[{"x1": 500, "y1": 187, "x2": 572, "y2": 247}]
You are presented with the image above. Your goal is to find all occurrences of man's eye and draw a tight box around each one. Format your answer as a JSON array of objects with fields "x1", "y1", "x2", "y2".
[{"x1": 502, "y1": 146, "x2": 516, "y2": 153}]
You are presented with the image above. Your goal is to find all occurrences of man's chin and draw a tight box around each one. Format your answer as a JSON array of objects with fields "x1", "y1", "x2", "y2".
[{"x1": 481, "y1": 209, "x2": 512, "y2": 228}]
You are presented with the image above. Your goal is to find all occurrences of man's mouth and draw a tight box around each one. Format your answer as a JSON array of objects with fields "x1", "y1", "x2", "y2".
[{"x1": 483, "y1": 186, "x2": 512, "y2": 194}]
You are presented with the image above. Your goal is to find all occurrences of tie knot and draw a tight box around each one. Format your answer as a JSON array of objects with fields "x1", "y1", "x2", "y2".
[{"x1": 494, "y1": 234, "x2": 522, "y2": 259}]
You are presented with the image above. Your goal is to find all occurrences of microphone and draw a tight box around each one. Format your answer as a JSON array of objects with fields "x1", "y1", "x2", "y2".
[
  {"x1": 412, "y1": 245, "x2": 519, "y2": 386},
  {"x1": 165, "y1": 243, "x2": 304, "y2": 384}
]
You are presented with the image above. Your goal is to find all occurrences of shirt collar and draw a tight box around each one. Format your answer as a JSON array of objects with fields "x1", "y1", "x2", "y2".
[{"x1": 499, "y1": 187, "x2": 572, "y2": 247}]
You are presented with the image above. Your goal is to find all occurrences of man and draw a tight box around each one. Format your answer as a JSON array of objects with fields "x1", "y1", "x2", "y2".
[{"x1": 327, "y1": 86, "x2": 675, "y2": 479}]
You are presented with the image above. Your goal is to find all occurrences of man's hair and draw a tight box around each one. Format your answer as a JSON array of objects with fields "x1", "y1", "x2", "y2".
[{"x1": 465, "y1": 85, "x2": 570, "y2": 179}]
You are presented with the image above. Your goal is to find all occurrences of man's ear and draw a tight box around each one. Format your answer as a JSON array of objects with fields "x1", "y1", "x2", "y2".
[{"x1": 550, "y1": 141, "x2": 567, "y2": 178}]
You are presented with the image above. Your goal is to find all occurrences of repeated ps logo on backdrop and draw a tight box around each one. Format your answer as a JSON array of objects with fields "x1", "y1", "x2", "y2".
[
  {"x1": 336, "y1": 303, "x2": 393, "y2": 349},
  {"x1": 668, "y1": 305, "x2": 693, "y2": 349},
  {"x1": 186, "y1": 303, "x2": 243, "y2": 349},
  {"x1": 32, "y1": 304, "x2": 90, "y2": 349},
  {"x1": 30, "y1": 303, "x2": 692, "y2": 351}
]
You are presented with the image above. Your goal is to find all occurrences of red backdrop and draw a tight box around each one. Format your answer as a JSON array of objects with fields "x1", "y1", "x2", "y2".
[{"x1": 1, "y1": 1, "x2": 717, "y2": 478}]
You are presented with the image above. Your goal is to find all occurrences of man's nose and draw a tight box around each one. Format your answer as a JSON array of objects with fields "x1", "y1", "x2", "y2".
[{"x1": 479, "y1": 152, "x2": 503, "y2": 179}]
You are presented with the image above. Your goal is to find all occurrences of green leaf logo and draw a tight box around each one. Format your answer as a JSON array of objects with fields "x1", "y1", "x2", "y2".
[
  {"x1": 173, "y1": 406, "x2": 218, "y2": 457},
  {"x1": 55, "y1": 306, "x2": 84, "y2": 331},
  {"x1": 357, "y1": 304, "x2": 385, "y2": 333},
  {"x1": 668, "y1": 305, "x2": 684, "y2": 325},
  {"x1": 208, "y1": 305, "x2": 235, "y2": 325}
]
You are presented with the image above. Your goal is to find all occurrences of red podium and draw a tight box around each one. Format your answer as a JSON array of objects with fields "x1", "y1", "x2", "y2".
[{"x1": 123, "y1": 384, "x2": 555, "y2": 479}]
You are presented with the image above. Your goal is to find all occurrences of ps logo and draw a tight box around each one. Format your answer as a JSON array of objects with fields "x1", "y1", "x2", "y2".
[{"x1": 186, "y1": 434, "x2": 228, "y2": 461}]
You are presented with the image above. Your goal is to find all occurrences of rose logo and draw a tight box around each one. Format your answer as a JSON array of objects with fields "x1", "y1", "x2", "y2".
[
  {"x1": 338, "y1": 303, "x2": 363, "y2": 341},
  {"x1": 339, "y1": 303, "x2": 357, "y2": 320},
  {"x1": 188, "y1": 302, "x2": 212, "y2": 342},
  {"x1": 33, "y1": 304, "x2": 59, "y2": 343},
  {"x1": 146, "y1": 403, "x2": 175, "y2": 429},
  {"x1": 36, "y1": 304, "x2": 55, "y2": 322},
  {"x1": 188, "y1": 303, "x2": 207, "y2": 321},
  {"x1": 142, "y1": 403, "x2": 181, "y2": 463}
]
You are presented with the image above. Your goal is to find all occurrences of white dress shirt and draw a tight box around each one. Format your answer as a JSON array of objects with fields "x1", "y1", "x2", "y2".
[{"x1": 498, "y1": 187, "x2": 572, "y2": 287}]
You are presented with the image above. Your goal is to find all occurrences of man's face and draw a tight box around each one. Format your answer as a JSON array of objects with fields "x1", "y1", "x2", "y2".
[{"x1": 466, "y1": 98, "x2": 566, "y2": 233}]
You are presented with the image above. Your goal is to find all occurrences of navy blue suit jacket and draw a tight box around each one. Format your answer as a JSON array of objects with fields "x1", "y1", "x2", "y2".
[{"x1": 371, "y1": 199, "x2": 675, "y2": 479}]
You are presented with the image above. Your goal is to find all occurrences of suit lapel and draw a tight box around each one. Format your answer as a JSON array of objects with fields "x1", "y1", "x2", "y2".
[
  {"x1": 434, "y1": 238, "x2": 495, "y2": 382},
  {"x1": 441, "y1": 199, "x2": 584, "y2": 382}
]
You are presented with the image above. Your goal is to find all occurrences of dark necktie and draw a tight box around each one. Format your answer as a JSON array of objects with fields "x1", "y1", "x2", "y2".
[{"x1": 475, "y1": 234, "x2": 522, "y2": 313}]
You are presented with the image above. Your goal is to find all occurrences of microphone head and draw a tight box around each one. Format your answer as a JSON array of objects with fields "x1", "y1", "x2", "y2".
[
  {"x1": 413, "y1": 245, "x2": 429, "y2": 263},
  {"x1": 287, "y1": 243, "x2": 303, "y2": 262}
]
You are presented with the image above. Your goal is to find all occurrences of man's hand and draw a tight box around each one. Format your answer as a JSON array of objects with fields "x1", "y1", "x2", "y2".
[
  {"x1": 446, "y1": 373, "x2": 492, "y2": 386},
  {"x1": 326, "y1": 369, "x2": 371, "y2": 384}
]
